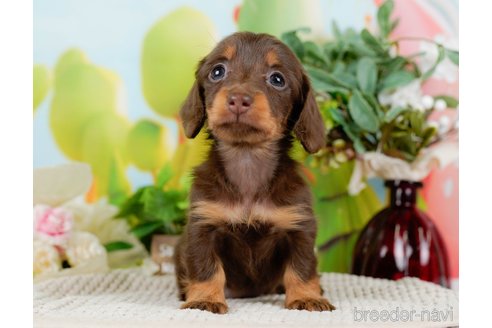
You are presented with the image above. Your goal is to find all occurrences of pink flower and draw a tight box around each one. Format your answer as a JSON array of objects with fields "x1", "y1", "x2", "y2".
[{"x1": 33, "y1": 205, "x2": 73, "y2": 245}]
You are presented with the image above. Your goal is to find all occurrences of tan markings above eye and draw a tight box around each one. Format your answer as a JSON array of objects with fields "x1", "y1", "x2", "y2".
[
  {"x1": 266, "y1": 51, "x2": 280, "y2": 67},
  {"x1": 223, "y1": 45, "x2": 236, "y2": 60}
]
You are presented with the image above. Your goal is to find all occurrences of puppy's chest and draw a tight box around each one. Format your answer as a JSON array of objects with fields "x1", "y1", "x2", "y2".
[
  {"x1": 220, "y1": 143, "x2": 278, "y2": 196},
  {"x1": 191, "y1": 200, "x2": 309, "y2": 230}
]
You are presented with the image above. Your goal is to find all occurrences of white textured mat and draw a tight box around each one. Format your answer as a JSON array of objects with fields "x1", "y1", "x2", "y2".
[{"x1": 34, "y1": 269, "x2": 458, "y2": 328}]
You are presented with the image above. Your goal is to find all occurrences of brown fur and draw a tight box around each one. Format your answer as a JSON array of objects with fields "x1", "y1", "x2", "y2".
[{"x1": 175, "y1": 32, "x2": 333, "y2": 314}]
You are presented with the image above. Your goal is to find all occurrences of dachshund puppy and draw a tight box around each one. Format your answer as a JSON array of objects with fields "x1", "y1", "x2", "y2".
[{"x1": 175, "y1": 32, "x2": 335, "y2": 314}]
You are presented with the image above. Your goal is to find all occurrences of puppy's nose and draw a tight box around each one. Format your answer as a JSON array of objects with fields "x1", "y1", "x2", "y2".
[{"x1": 227, "y1": 93, "x2": 252, "y2": 115}]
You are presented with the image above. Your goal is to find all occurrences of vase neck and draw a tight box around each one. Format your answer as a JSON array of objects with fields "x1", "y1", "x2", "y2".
[{"x1": 386, "y1": 180, "x2": 422, "y2": 208}]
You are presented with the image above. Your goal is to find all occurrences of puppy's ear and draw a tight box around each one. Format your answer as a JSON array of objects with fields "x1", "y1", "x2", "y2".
[
  {"x1": 180, "y1": 62, "x2": 206, "y2": 138},
  {"x1": 293, "y1": 74, "x2": 326, "y2": 153}
]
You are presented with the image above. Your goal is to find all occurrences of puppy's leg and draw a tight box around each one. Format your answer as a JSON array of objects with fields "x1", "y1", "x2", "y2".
[
  {"x1": 283, "y1": 230, "x2": 336, "y2": 312},
  {"x1": 180, "y1": 223, "x2": 228, "y2": 314},
  {"x1": 173, "y1": 235, "x2": 188, "y2": 301}
]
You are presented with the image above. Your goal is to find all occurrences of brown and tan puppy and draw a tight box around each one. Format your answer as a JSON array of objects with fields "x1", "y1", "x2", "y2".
[{"x1": 175, "y1": 32, "x2": 335, "y2": 314}]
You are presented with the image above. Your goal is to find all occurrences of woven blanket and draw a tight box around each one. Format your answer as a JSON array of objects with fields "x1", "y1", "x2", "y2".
[{"x1": 34, "y1": 269, "x2": 458, "y2": 328}]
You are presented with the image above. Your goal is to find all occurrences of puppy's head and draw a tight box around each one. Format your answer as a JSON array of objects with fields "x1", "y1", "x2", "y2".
[{"x1": 179, "y1": 32, "x2": 325, "y2": 153}]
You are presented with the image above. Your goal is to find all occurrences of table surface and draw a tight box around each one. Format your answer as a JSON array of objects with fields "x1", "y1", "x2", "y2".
[{"x1": 34, "y1": 269, "x2": 459, "y2": 328}]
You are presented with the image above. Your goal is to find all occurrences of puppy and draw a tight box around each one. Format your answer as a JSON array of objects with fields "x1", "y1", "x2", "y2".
[{"x1": 174, "y1": 32, "x2": 335, "y2": 314}]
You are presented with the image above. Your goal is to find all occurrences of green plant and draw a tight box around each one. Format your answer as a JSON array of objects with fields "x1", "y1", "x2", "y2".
[
  {"x1": 116, "y1": 165, "x2": 189, "y2": 251},
  {"x1": 282, "y1": 0, "x2": 459, "y2": 165}
]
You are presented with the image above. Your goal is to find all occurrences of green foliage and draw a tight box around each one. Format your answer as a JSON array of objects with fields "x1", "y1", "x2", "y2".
[
  {"x1": 281, "y1": 0, "x2": 459, "y2": 164},
  {"x1": 348, "y1": 90, "x2": 379, "y2": 133},
  {"x1": 116, "y1": 165, "x2": 188, "y2": 250},
  {"x1": 104, "y1": 241, "x2": 134, "y2": 252},
  {"x1": 434, "y1": 95, "x2": 459, "y2": 108}
]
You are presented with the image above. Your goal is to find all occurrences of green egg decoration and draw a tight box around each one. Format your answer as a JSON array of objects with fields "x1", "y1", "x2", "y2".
[
  {"x1": 49, "y1": 49, "x2": 131, "y2": 202},
  {"x1": 141, "y1": 7, "x2": 217, "y2": 117},
  {"x1": 45, "y1": 8, "x2": 218, "y2": 201},
  {"x1": 33, "y1": 64, "x2": 52, "y2": 112},
  {"x1": 237, "y1": 0, "x2": 324, "y2": 38},
  {"x1": 126, "y1": 119, "x2": 177, "y2": 173},
  {"x1": 81, "y1": 113, "x2": 131, "y2": 190},
  {"x1": 50, "y1": 49, "x2": 125, "y2": 161}
]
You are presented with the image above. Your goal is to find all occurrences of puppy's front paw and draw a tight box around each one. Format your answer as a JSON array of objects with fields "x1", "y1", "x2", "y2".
[
  {"x1": 286, "y1": 298, "x2": 336, "y2": 312},
  {"x1": 181, "y1": 300, "x2": 228, "y2": 314}
]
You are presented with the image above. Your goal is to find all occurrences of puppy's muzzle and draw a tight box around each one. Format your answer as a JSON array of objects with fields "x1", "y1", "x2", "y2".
[{"x1": 227, "y1": 92, "x2": 252, "y2": 116}]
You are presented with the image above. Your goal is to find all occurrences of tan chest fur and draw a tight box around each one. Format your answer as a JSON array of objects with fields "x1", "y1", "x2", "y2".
[{"x1": 190, "y1": 200, "x2": 309, "y2": 230}]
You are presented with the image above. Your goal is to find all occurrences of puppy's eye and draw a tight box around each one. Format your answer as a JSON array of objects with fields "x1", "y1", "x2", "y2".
[
  {"x1": 209, "y1": 64, "x2": 227, "y2": 82},
  {"x1": 267, "y1": 72, "x2": 286, "y2": 89}
]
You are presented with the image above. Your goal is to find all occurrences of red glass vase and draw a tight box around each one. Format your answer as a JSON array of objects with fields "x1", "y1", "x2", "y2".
[{"x1": 351, "y1": 180, "x2": 450, "y2": 287}]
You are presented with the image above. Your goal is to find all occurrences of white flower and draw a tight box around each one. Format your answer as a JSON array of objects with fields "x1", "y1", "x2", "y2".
[
  {"x1": 378, "y1": 81, "x2": 426, "y2": 111},
  {"x1": 419, "y1": 36, "x2": 459, "y2": 83},
  {"x1": 63, "y1": 200, "x2": 148, "y2": 268},
  {"x1": 422, "y1": 95, "x2": 434, "y2": 109},
  {"x1": 428, "y1": 120, "x2": 439, "y2": 129},
  {"x1": 389, "y1": 44, "x2": 398, "y2": 58},
  {"x1": 435, "y1": 99, "x2": 447, "y2": 112},
  {"x1": 33, "y1": 240, "x2": 61, "y2": 276},
  {"x1": 438, "y1": 116, "x2": 451, "y2": 134},
  {"x1": 65, "y1": 231, "x2": 107, "y2": 268}
]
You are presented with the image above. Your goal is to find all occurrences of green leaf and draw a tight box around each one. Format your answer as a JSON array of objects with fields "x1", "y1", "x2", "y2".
[
  {"x1": 332, "y1": 71, "x2": 358, "y2": 89},
  {"x1": 357, "y1": 57, "x2": 377, "y2": 94},
  {"x1": 329, "y1": 108, "x2": 366, "y2": 153},
  {"x1": 348, "y1": 90, "x2": 380, "y2": 133},
  {"x1": 332, "y1": 61, "x2": 346, "y2": 74},
  {"x1": 116, "y1": 187, "x2": 146, "y2": 218},
  {"x1": 305, "y1": 66, "x2": 350, "y2": 93},
  {"x1": 281, "y1": 30, "x2": 305, "y2": 59},
  {"x1": 131, "y1": 221, "x2": 163, "y2": 239},
  {"x1": 140, "y1": 187, "x2": 184, "y2": 222},
  {"x1": 377, "y1": 0, "x2": 395, "y2": 37},
  {"x1": 363, "y1": 93, "x2": 384, "y2": 121},
  {"x1": 361, "y1": 29, "x2": 386, "y2": 55},
  {"x1": 156, "y1": 163, "x2": 173, "y2": 189},
  {"x1": 348, "y1": 41, "x2": 377, "y2": 57},
  {"x1": 104, "y1": 241, "x2": 134, "y2": 252},
  {"x1": 410, "y1": 111, "x2": 423, "y2": 134},
  {"x1": 303, "y1": 41, "x2": 330, "y2": 67},
  {"x1": 176, "y1": 200, "x2": 189, "y2": 210},
  {"x1": 390, "y1": 18, "x2": 400, "y2": 33},
  {"x1": 422, "y1": 45, "x2": 445, "y2": 80},
  {"x1": 380, "y1": 71, "x2": 415, "y2": 91},
  {"x1": 434, "y1": 95, "x2": 459, "y2": 108},
  {"x1": 331, "y1": 21, "x2": 342, "y2": 39},
  {"x1": 382, "y1": 56, "x2": 407, "y2": 75},
  {"x1": 384, "y1": 106, "x2": 406, "y2": 122},
  {"x1": 446, "y1": 49, "x2": 459, "y2": 65},
  {"x1": 420, "y1": 126, "x2": 437, "y2": 148}
]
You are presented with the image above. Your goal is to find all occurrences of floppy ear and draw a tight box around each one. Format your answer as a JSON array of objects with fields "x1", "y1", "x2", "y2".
[
  {"x1": 293, "y1": 74, "x2": 326, "y2": 153},
  {"x1": 179, "y1": 80, "x2": 206, "y2": 139}
]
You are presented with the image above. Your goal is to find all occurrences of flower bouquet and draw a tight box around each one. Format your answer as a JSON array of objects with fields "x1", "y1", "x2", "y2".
[
  {"x1": 282, "y1": 0, "x2": 458, "y2": 285},
  {"x1": 33, "y1": 163, "x2": 147, "y2": 281}
]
